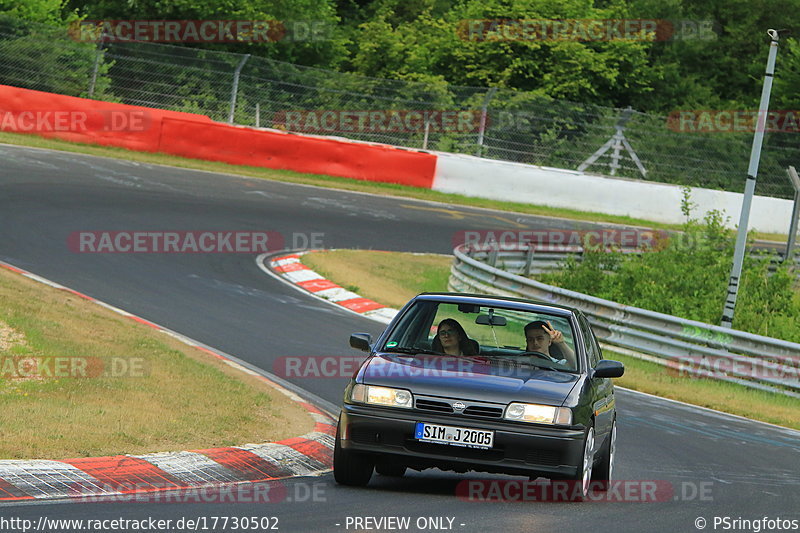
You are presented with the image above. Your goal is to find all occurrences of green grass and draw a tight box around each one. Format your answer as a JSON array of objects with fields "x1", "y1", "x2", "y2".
[
  {"x1": 0, "y1": 130, "x2": 789, "y2": 242},
  {"x1": 301, "y1": 249, "x2": 799, "y2": 429},
  {"x1": 0, "y1": 266, "x2": 313, "y2": 459},
  {"x1": 608, "y1": 351, "x2": 799, "y2": 429}
]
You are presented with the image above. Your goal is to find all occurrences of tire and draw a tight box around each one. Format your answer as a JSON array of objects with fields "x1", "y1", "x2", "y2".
[
  {"x1": 333, "y1": 425, "x2": 374, "y2": 486},
  {"x1": 568, "y1": 425, "x2": 595, "y2": 501},
  {"x1": 592, "y1": 419, "x2": 616, "y2": 491},
  {"x1": 375, "y1": 463, "x2": 406, "y2": 477}
]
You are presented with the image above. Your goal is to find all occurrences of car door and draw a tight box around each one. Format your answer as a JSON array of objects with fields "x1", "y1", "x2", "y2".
[{"x1": 579, "y1": 314, "x2": 614, "y2": 439}]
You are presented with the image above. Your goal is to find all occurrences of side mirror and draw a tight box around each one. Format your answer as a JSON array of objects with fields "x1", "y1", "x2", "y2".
[
  {"x1": 350, "y1": 333, "x2": 372, "y2": 352},
  {"x1": 593, "y1": 359, "x2": 625, "y2": 378}
]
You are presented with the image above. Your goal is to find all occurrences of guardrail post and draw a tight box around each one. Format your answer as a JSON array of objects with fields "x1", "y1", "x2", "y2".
[
  {"x1": 488, "y1": 241, "x2": 498, "y2": 267},
  {"x1": 524, "y1": 243, "x2": 534, "y2": 276}
]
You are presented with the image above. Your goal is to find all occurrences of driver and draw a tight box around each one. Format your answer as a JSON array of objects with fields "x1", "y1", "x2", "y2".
[{"x1": 524, "y1": 320, "x2": 576, "y2": 367}]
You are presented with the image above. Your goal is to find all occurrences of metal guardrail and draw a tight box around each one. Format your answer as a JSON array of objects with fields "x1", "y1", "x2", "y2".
[
  {"x1": 448, "y1": 244, "x2": 800, "y2": 398},
  {"x1": 477, "y1": 242, "x2": 800, "y2": 276}
]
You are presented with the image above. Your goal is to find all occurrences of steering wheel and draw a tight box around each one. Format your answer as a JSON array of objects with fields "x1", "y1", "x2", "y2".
[{"x1": 521, "y1": 350, "x2": 556, "y2": 362}]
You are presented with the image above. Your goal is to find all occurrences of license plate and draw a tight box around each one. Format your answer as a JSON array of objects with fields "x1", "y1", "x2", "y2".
[{"x1": 415, "y1": 422, "x2": 494, "y2": 449}]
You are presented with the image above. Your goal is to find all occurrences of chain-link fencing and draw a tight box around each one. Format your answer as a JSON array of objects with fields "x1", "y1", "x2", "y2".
[{"x1": 1, "y1": 15, "x2": 797, "y2": 199}]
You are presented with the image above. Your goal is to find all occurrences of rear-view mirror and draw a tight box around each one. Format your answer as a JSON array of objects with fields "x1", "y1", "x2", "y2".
[{"x1": 476, "y1": 314, "x2": 507, "y2": 326}]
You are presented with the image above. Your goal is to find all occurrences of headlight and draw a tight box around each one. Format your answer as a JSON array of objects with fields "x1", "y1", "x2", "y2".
[
  {"x1": 350, "y1": 384, "x2": 413, "y2": 409},
  {"x1": 504, "y1": 402, "x2": 572, "y2": 425}
]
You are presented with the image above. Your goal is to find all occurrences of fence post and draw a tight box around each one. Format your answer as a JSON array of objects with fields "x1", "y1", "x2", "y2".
[
  {"x1": 228, "y1": 54, "x2": 251, "y2": 124},
  {"x1": 87, "y1": 40, "x2": 105, "y2": 98},
  {"x1": 476, "y1": 87, "x2": 497, "y2": 157},
  {"x1": 255, "y1": 103, "x2": 260, "y2": 128},
  {"x1": 422, "y1": 117, "x2": 430, "y2": 150},
  {"x1": 786, "y1": 166, "x2": 800, "y2": 261}
]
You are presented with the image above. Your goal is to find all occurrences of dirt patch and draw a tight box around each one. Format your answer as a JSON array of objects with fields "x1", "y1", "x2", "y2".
[{"x1": 0, "y1": 320, "x2": 26, "y2": 351}]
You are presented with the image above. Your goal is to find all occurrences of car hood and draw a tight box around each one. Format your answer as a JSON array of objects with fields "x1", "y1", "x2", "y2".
[{"x1": 360, "y1": 353, "x2": 581, "y2": 406}]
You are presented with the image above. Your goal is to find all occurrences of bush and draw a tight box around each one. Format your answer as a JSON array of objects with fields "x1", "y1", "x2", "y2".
[{"x1": 540, "y1": 193, "x2": 800, "y2": 342}]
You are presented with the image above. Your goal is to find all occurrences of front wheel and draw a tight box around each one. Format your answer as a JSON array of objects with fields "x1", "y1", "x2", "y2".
[
  {"x1": 333, "y1": 425, "x2": 374, "y2": 486},
  {"x1": 592, "y1": 420, "x2": 616, "y2": 491},
  {"x1": 568, "y1": 425, "x2": 595, "y2": 501}
]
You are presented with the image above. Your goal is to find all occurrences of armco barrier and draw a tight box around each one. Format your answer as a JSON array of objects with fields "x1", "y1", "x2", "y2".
[
  {"x1": 158, "y1": 118, "x2": 437, "y2": 187},
  {"x1": 0, "y1": 85, "x2": 437, "y2": 188},
  {"x1": 0, "y1": 84, "x2": 213, "y2": 152},
  {"x1": 449, "y1": 244, "x2": 800, "y2": 398}
]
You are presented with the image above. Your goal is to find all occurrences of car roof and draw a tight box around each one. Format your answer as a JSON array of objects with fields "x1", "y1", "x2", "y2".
[{"x1": 413, "y1": 292, "x2": 577, "y2": 318}]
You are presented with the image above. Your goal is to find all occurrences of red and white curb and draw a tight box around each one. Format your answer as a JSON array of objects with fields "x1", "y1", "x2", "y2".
[
  {"x1": 259, "y1": 251, "x2": 399, "y2": 324},
  {"x1": 0, "y1": 260, "x2": 335, "y2": 502}
]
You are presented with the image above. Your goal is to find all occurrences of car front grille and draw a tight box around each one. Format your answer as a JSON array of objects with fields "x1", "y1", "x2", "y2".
[
  {"x1": 415, "y1": 398, "x2": 453, "y2": 413},
  {"x1": 463, "y1": 405, "x2": 503, "y2": 418},
  {"x1": 414, "y1": 396, "x2": 504, "y2": 418}
]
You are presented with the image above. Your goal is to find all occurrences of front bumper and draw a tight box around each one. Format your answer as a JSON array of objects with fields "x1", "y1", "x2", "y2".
[{"x1": 340, "y1": 403, "x2": 586, "y2": 479}]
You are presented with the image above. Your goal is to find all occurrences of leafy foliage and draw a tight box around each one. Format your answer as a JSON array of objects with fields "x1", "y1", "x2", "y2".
[{"x1": 541, "y1": 190, "x2": 800, "y2": 342}]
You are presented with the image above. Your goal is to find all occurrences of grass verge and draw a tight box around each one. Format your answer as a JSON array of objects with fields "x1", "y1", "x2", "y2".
[
  {"x1": 0, "y1": 130, "x2": 788, "y2": 242},
  {"x1": 607, "y1": 351, "x2": 799, "y2": 429},
  {"x1": 301, "y1": 249, "x2": 799, "y2": 429},
  {"x1": 0, "y1": 266, "x2": 313, "y2": 459}
]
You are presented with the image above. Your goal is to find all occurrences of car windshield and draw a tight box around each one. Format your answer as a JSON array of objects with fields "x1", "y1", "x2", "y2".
[{"x1": 381, "y1": 300, "x2": 579, "y2": 372}]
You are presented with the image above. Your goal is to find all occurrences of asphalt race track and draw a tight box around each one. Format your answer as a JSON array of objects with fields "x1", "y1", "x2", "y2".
[{"x1": 1, "y1": 143, "x2": 798, "y2": 533}]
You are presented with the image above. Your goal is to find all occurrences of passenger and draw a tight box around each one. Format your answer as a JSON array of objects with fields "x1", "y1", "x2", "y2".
[
  {"x1": 431, "y1": 318, "x2": 478, "y2": 356},
  {"x1": 524, "y1": 320, "x2": 576, "y2": 367}
]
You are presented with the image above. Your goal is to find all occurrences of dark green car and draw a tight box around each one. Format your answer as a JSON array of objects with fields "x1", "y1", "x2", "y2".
[{"x1": 334, "y1": 293, "x2": 625, "y2": 501}]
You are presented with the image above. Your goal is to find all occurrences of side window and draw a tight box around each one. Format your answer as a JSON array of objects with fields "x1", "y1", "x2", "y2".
[
  {"x1": 580, "y1": 315, "x2": 600, "y2": 368},
  {"x1": 591, "y1": 327, "x2": 604, "y2": 361}
]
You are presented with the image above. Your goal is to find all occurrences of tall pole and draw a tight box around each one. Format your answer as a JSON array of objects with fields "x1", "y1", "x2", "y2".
[
  {"x1": 228, "y1": 54, "x2": 250, "y2": 124},
  {"x1": 786, "y1": 166, "x2": 800, "y2": 261},
  {"x1": 721, "y1": 30, "x2": 781, "y2": 328}
]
